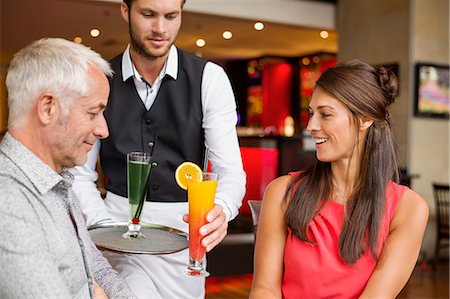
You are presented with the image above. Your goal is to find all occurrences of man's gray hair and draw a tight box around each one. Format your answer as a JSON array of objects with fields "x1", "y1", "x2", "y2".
[{"x1": 5, "y1": 38, "x2": 113, "y2": 128}]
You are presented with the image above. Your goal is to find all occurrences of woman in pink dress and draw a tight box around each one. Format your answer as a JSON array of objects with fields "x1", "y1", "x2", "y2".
[{"x1": 249, "y1": 60, "x2": 429, "y2": 299}]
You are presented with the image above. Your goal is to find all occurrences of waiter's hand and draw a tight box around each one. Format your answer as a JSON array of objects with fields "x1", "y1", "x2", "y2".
[{"x1": 183, "y1": 204, "x2": 228, "y2": 252}]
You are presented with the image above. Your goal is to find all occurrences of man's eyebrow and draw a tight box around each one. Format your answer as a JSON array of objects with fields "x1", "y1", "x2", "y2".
[
  {"x1": 140, "y1": 8, "x2": 180, "y2": 15},
  {"x1": 87, "y1": 103, "x2": 106, "y2": 111}
]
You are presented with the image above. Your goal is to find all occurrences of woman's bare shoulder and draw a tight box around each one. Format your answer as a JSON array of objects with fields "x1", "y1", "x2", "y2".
[
  {"x1": 392, "y1": 188, "x2": 429, "y2": 230},
  {"x1": 262, "y1": 175, "x2": 293, "y2": 207},
  {"x1": 266, "y1": 175, "x2": 292, "y2": 194}
]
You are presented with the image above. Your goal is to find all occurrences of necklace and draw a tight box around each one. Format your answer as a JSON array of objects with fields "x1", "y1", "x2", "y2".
[{"x1": 332, "y1": 184, "x2": 348, "y2": 204}]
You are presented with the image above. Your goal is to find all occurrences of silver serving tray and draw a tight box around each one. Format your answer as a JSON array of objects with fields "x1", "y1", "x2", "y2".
[{"x1": 88, "y1": 222, "x2": 188, "y2": 254}]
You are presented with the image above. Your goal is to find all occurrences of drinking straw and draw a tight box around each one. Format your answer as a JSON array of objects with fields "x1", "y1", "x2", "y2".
[
  {"x1": 133, "y1": 132, "x2": 158, "y2": 220},
  {"x1": 203, "y1": 146, "x2": 210, "y2": 172}
]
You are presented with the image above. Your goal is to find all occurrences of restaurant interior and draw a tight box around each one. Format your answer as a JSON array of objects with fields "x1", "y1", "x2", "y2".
[{"x1": 1, "y1": 0, "x2": 448, "y2": 298}]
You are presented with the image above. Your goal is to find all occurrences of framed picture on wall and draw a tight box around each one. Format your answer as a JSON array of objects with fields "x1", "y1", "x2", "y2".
[{"x1": 414, "y1": 63, "x2": 449, "y2": 119}]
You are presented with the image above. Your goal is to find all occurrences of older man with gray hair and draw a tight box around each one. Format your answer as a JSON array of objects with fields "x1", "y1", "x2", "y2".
[{"x1": 0, "y1": 38, "x2": 136, "y2": 299}]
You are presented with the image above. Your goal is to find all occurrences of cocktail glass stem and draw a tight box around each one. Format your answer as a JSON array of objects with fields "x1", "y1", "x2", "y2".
[{"x1": 123, "y1": 222, "x2": 143, "y2": 239}]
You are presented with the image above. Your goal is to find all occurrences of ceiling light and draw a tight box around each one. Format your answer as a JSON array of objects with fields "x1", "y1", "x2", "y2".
[
  {"x1": 73, "y1": 37, "x2": 83, "y2": 44},
  {"x1": 254, "y1": 22, "x2": 264, "y2": 31},
  {"x1": 90, "y1": 28, "x2": 100, "y2": 38},
  {"x1": 222, "y1": 31, "x2": 233, "y2": 39},
  {"x1": 302, "y1": 57, "x2": 310, "y2": 66},
  {"x1": 196, "y1": 38, "x2": 206, "y2": 47},
  {"x1": 320, "y1": 30, "x2": 329, "y2": 39}
]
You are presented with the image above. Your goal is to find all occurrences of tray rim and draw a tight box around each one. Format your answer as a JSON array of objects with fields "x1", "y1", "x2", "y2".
[{"x1": 87, "y1": 221, "x2": 188, "y2": 255}]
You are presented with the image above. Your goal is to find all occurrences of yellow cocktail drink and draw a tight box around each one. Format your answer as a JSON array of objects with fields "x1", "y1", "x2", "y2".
[
  {"x1": 187, "y1": 180, "x2": 217, "y2": 261},
  {"x1": 175, "y1": 161, "x2": 217, "y2": 277}
]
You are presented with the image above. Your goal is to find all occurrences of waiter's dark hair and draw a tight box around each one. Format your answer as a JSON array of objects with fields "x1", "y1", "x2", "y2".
[{"x1": 123, "y1": 0, "x2": 186, "y2": 9}]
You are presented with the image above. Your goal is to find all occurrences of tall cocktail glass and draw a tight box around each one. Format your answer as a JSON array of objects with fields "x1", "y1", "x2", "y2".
[
  {"x1": 184, "y1": 172, "x2": 218, "y2": 277},
  {"x1": 122, "y1": 152, "x2": 152, "y2": 240}
]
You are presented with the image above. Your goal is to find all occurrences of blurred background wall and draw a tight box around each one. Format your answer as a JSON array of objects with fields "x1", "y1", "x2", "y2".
[{"x1": 338, "y1": 0, "x2": 449, "y2": 256}]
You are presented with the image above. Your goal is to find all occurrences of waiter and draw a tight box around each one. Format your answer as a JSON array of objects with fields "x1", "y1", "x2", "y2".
[{"x1": 70, "y1": 0, "x2": 246, "y2": 298}]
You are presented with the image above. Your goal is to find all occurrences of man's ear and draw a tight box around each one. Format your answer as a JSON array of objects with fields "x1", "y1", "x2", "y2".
[
  {"x1": 120, "y1": 2, "x2": 130, "y2": 23},
  {"x1": 36, "y1": 93, "x2": 58, "y2": 125},
  {"x1": 359, "y1": 117, "x2": 374, "y2": 131}
]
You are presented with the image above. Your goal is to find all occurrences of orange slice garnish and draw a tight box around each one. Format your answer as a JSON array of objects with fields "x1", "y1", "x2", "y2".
[{"x1": 175, "y1": 161, "x2": 203, "y2": 190}]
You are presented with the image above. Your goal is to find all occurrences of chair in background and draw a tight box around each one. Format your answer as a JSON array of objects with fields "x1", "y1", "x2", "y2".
[
  {"x1": 247, "y1": 200, "x2": 262, "y2": 241},
  {"x1": 432, "y1": 183, "x2": 450, "y2": 267}
]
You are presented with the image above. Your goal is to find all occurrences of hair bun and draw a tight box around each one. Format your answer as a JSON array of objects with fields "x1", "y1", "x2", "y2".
[{"x1": 376, "y1": 66, "x2": 399, "y2": 105}]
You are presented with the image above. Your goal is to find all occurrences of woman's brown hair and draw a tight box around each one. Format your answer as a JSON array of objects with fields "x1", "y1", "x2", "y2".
[{"x1": 284, "y1": 60, "x2": 400, "y2": 264}]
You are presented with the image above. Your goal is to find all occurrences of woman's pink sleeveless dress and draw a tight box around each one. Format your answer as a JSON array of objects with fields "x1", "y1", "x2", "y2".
[{"x1": 281, "y1": 171, "x2": 407, "y2": 299}]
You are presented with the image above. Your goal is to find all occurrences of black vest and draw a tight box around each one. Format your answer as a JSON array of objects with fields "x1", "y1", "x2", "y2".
[{"x1": 101, "y1": 50, "x2": 206, "y2": 202}]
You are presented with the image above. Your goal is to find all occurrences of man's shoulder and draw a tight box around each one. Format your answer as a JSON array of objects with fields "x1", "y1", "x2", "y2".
[
  {"x1": 0, "y1": 152, "x2": 23, "y2": 178},
  {"x1": 0, "y1": 149, "x2": 45, "y2": 232},
  {"x1": 109, "y1": 53, "x2": 123, "y2": 72},
  {"x1": 177, "y1": 48, "x2": 226, "y2": 74},
  {"x1": 178, "y1": 48, "x2": 208, "y2": 67},
  {"x1": 0, "y1": 154, "x2": 33, "y2": 197},
  {"x1": 0, "y1": 174, "x2": 35, "y2": 218},
  {"x1": 110, "y1": 52, "x2": 123, "y2": 63}
]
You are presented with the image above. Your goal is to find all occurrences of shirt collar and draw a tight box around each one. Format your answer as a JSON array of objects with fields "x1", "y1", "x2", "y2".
[
  {"x1": 0, "y1": 132, "x2": 73, "y2": 195},
  {"x1": 121, "y1": 44, "x2": 178, "y2": 82}
]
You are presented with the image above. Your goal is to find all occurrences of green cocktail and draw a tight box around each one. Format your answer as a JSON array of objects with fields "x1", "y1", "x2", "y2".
[
  {"x1": 128, "y1": 160, "x2": 151, "y2": 216},
  {"x1": 122, "y1": 152, "x2": 152, "y2": 240}
]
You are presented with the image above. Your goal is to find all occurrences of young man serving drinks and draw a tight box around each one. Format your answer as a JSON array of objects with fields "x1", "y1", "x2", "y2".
[{"x1": 70, "y1": 0, "x2": 246, "y2": 298}]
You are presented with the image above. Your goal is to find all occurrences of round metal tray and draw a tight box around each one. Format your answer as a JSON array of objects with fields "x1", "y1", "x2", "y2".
[{"x1": 88, "y1": 222, "x2": 188, "y2": 254}]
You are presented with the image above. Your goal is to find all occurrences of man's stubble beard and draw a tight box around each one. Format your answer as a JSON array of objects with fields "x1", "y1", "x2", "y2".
[{"x1": 128, "y1": 22, "x2": 174, "y2": 61}]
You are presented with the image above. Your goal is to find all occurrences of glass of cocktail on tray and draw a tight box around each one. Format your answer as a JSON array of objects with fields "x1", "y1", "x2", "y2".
[{"x1": 122, "y1": 152, "x2": 152, "y2": 240}]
